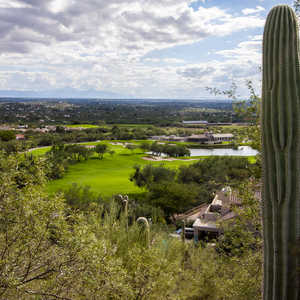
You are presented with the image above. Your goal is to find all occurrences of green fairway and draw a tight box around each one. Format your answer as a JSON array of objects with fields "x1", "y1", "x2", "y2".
[
  {"x1": 28, "y1": 141, "x2": 257, "y2": 198},
  {"x1": 28, "y1": 147, "x2": 51, "y2": 156},
  {"x1": 46, "y1": 143, "x2": 196, "y2": 198},
  {"x1": 65, "y1": 124, "x2": 100, "y2": 128},
  {"x1": 110, "y1": 123, "x2": 153, "y2": 128}
]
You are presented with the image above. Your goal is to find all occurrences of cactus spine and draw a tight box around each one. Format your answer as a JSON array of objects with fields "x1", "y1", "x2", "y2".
[{"x1": 262, "y1": 5, "x2": 300, "y2": 299}]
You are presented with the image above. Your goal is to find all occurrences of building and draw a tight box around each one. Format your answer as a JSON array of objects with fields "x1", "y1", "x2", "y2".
[
  {"x1": 182, "y1": 120, "x2": 208, "y2": 125},
  {"x1": 186, "y1": 133, "x2": 212, "y2": 143},
  {"x1": 149, "y1": 135, "x2": 185, "y2": 142},
  {"x1": 211, "y1": 133, "x2": 234, "y2": 143},
  {"x1": 151, "y1": 132, "x2": 234, "y2": 144},
  {"x1": 192, "y1": 187, "x2": 242, "y2": 241},
  {"x1": 186, "y1": 133, "x2": 234, "y2": 144},
  {"x1": 15, "y1": 134, "x2": 25, "y2": 140}
]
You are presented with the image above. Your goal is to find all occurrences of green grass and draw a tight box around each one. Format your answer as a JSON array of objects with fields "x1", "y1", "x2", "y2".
[
  {"x1": 28, "y1": 147, "x2": 51, "y2": 156},
  {"x1": 247, "y1": 156, "x2": 257, "y2": 164},
  {"x1": 65, "y1": 124, "x2": 100, "y2": 128},
  {"x1": 28, "y1": 141, "x2": 258, "y2": 198},
  {"x1": 46, "y1": 144, "x2": 196, "y2": 197},
  {"x1": 107, "y1": 123, "x2": 153, "y2": 128}
]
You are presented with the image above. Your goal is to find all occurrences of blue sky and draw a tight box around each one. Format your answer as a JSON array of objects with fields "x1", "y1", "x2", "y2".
[{"x1": 0, "y1": 0, "x2": 295, "y2": 98}]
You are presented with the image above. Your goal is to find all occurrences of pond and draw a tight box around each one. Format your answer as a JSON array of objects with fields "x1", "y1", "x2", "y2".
[{"x1": 189, "y1": 146, "x2": 258, "y2": 157}]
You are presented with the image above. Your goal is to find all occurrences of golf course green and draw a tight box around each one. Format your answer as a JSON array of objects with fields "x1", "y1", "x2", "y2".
[
  {"x1": 28, "y1": 141, "x2": 256, "y2": 198},
  {"x1": 42, "y1": 142, "x2": 196, "y2": 198}
]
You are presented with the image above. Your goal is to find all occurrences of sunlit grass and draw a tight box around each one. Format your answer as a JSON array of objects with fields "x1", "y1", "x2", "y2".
[
  {"x1": 46, "y1": 144, "x2": 196, "y2": 197},
  {"x1": 64, "y1": 124, "x2": 100, "y2": 128},
  {"x1": 27, "y1": 141, "x2": 258, "y2": 197}
]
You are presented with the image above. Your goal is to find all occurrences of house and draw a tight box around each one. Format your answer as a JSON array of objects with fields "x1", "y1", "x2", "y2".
[
  {"x1": 193, "y1": 187, "x2": 242, "y2": 241},
  {"x1": 16, "y1": 134, "x2": 25, "y2": 140}
]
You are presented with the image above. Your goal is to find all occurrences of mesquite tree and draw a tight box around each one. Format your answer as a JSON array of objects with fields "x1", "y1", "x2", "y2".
[{"x1": 262, "y1": 5, "x2": 300, "y2": 300}]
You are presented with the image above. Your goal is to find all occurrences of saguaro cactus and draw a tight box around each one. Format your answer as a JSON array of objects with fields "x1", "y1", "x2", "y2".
[
  {"x1": 182, "y1": 220, "x2": 186, "y2": 243},
  {"x1": 262, "y1": 5, "x2": 300, "y2": 299},
  {"x1": 136, "y1": 217, "x2": 150, "y2": 248}
]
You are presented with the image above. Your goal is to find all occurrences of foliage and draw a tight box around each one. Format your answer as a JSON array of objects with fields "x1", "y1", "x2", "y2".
[
  {"x1": 0, "y1": 152, "x2": 262, "y2": 299},
  {"x1": 0, "y1": 153, "x2": 129, "y2": 299},
  {"x1": 130, "y1": 164, "x2": 176, "y2": 188},
  {"x1": 126, "y1": 143, "x2": 137, "y2": 152},
  {"x1": 0, "y1": 139, "x2": 26, "y2": 154},
  {"x1": 131, "y1": 157, "x2": 252, "y2": 218},
  {"x1": 0, "y1": 130, "x2": 16, "y2": 141},
  {"x1": 150, "y1": 142, "x2": 190, "y2": 158},
  {"x1": 178, "y1": 156, "x2": 252, "y2": 191},
  {"x1": 95, "y1": 143, "x2": 108, "y2": 159},
  {"x1": 216, "y1": 181, "x2": 262, "y2": 256},
  {"x1": 45, "y1": 143, "x2": 95, "y2": 179},
  {"x1": 294, "y1": 0, "x2": 300, "y2": 16},
  {"x1": 63, "y1": 183, "x2": 104, "y2": 209},
  {"x1": 65, "y1": 144, "x2": 93, "y2": 161},
  {"x1": 147, "y1": 182, "x2": 200, "y2": 217}
]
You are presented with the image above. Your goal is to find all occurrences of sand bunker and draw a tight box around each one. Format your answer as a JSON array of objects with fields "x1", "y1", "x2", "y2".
[{"x1": 142, "y1": 156, "x2": 197, "y2": 162}]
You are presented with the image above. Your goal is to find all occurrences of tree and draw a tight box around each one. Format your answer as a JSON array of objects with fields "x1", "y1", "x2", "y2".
[
  {"x1": 130, "y1": 164, "x2": 175, "y2": 188},
  {"x1": 294, "y1": 0, "x2": 300, "y2": 16},
  {"x1": 55, "y1": 125, "x2": 65, "y2": 133},
  {"x1": 150, "y1": 142, "x2": 164, "y2": 156},
  {"x1": 147, "y1": 182, "x2": 199, "y2": 217},
  {"x1": 0, "y1": 153, "x2": 130, "y2": 299},
  {"x1": 126, "y1": 143, "x2": 137, "y2": 153},
  {"x1": 0, "y1": 130, "x2": 16, "y2": 142},
  {"x1": 139, "y1": 141, "x2": 150, "y2": 152},
  {"x1": 95, "y1": 143, "x2": 108, "y2": 159},
  {"x1": 65, "y1": 144, "x2": 92, "y2": 161}
]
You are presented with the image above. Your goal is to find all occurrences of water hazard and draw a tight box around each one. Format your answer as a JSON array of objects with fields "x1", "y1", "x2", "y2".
[{"x1": 189, "y1": 146, "x2": 258, "y2": 157}]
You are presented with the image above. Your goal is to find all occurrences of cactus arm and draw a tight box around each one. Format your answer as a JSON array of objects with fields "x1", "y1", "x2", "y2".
[{"x1": 262, "y1": 5, "x2": 300, "y2": 300}]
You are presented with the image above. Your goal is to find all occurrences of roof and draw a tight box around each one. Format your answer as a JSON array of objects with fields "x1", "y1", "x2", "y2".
[
  {"x1": 193, "y1": 218, "x2": 219, "y2": 232},
  {"x1": 182, "y1": 120, "x2": 208, "y2": 124},
  {"x1": 187, "y1": 134, "x2": 208, "y2": 139},
  {"x1": 212, "y1": 134, "x2": 234, "y2": 138}
]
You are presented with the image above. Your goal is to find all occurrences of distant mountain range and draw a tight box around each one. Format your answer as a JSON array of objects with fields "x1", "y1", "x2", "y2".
[{"x1": 0, "y1": 88, "x2": 128, "y2": 99}]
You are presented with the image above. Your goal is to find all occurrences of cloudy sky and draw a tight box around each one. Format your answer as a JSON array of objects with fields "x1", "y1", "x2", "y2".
[{"x1": 0, "y1": 0, "x2": 294, "y2": 98}]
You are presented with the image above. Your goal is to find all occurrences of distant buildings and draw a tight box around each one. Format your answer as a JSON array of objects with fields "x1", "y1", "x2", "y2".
[
  {"x1": 15, "y1": 134, "x2": 25, "y2": 140},
  {"x1": 182, "y1": 120, "x2": 208, "y2": 125},
  {"x1": 150, "y1": 133, "x2": 234, "y2": 144}
]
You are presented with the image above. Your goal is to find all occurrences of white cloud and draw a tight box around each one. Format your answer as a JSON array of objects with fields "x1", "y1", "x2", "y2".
[
  {"x1": 0, "y1": 0, "x2": 265, "y2": 97},
  {"x1": 242, "y1": 6, "x2": 265, "y2": 15},
  {"x1": 250, "y1": 35, "x2": 263, "y2": 41},
  {"x1": 0, "y1": 0, "x2": 30, "y2": 9},
  {"x1": 48, "y1": 0, "x2": 73, "y2": 14}
]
